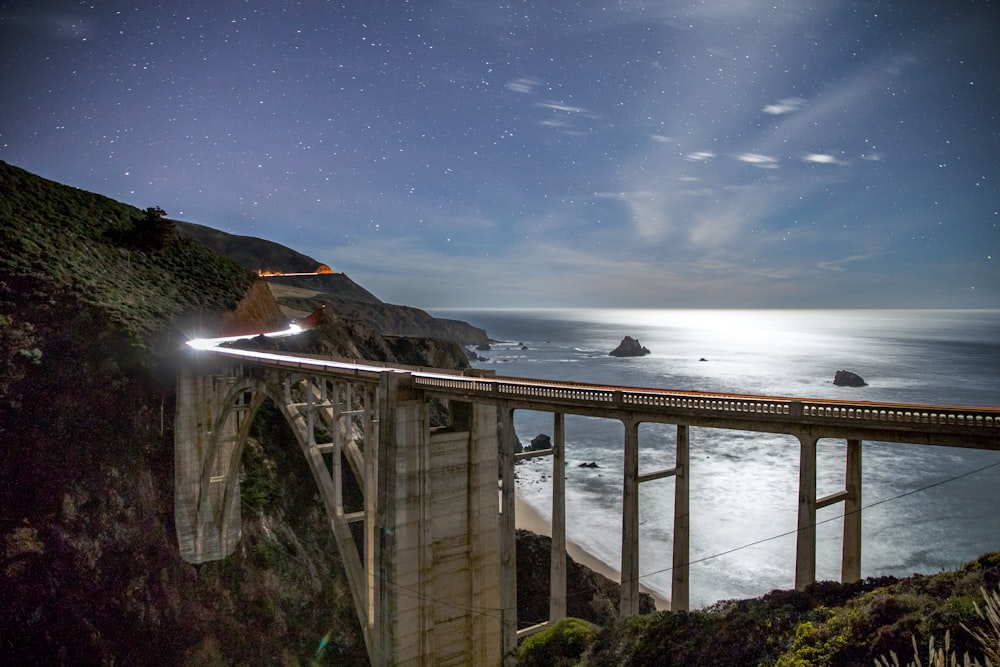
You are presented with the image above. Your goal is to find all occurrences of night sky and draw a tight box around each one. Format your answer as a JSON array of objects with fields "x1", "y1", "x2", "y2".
[{"x1": 2, "y1": 1, "x2": 998, "y2": 309}]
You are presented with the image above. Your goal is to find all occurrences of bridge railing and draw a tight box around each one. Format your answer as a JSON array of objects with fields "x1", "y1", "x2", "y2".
[{"x1": 195, "y1": 344, "x2": 1000, "y2": 446}]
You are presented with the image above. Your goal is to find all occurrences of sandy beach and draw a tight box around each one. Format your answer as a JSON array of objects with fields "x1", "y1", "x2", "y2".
[{"x1": 513, "y1": 492, "x2": 670, "y2": 612}]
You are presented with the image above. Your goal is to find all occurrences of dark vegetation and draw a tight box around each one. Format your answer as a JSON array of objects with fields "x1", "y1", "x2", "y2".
[
  {"x1": 514, "y1": 557, "x2": 1000, "y2": 667},
  {"x1": 516, "y1": 530, "x2": 655, "y2": 631},
  {"x1": 4, "y1": 160, "x2": 1000, "y2": 665},
  {"x1": 0, "y1": 162, "x2": 253, "y2": 357}
]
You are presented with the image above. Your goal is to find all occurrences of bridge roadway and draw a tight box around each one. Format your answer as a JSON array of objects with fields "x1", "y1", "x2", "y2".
[
  {"x1": 199, "y1": 342, "x2": 1000, "y2": 448},
  {"x1": 181, "y1": 341, "x2": 1000, "y2": 666}
]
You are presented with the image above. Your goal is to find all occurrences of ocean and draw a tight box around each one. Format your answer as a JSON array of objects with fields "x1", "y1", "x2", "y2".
[{"x1": 431, "y1": 308, "x2": 1000, "y2": 608}]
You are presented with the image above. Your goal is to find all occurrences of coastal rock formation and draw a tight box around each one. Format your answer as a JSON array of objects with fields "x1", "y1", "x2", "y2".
[
  {"x1": 609, "y1": 336, "x2": 651, "y2": 357},
  {"x1": 834, "y1": 369, "x2": 868, "y2": 387},
  {"x1": 529, "y1": 433, "x2": 552, "y2": 451}
]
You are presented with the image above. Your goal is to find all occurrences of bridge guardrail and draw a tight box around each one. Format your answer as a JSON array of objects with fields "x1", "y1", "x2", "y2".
[{"x1": 194, "y1": 345, "x2": 1000, "y2": 444}]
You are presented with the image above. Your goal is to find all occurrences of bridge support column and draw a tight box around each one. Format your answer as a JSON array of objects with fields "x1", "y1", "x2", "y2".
[
  {"x1": 174, "y1": 362, "x2": 244, "y2": 564},
  {"x1": 671, "y1": 424, "x2": 690, "y2": 611},
  {"x1": 550, "y1": 412, "x2": 567, "y2": 622},
  {"x1": 499, "y1": 404, "x2": 518, "y2": 665},
  {"x1": 795, "y1": 434, "x2": 818, "y2": 591},
  {"x1": 842, "y1": 439, "x2": 862, "y2": 583},
  {"x1": 620, "y1": 418, "x2": 641, "y2": 617},
  {"x1": 374, "y1": 374, "x2": 502, "y2": 666},
  {"x1": 374, "y1": 372, "x2": 426, "y2": 666},
  {"x1": 796, "y1": 436, "x2": 863, "y2": 591}
]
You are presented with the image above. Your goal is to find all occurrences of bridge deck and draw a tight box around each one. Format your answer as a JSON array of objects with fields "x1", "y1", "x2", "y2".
[{"x1": 196, "y1": 344, "x2": 1000, "y2": 449}]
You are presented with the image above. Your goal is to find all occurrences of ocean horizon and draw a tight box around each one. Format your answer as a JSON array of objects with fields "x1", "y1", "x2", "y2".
[{"x1": 432, "y1": 308, "x2": 1000, "y2": 607}]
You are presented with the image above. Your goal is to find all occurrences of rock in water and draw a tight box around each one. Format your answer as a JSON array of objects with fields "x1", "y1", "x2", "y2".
[
  {"x1": 833, "y1": 369, "x2": 867, "y2": 387},
  {"x1": 529, "y1": 434, "x2": 552, "y2": 451},
  {"x1": 609, "y1": 336, "x2": 651, "y2": 357}
]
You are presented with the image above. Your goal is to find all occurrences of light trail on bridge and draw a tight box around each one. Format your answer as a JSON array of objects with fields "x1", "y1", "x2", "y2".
[{"x1": 185, "y1": 320, "x2": 1000, "y2": 446}]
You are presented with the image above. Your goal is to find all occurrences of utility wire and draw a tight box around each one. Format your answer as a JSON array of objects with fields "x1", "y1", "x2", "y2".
[
  {"x1": 234, "y1": 453, "x2": 1000, "y2": 619},
  {"x1": 635, "y1": 458, "x2": 1000, "y2": 583}
]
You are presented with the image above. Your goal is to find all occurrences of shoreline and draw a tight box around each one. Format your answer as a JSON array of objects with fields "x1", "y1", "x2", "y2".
[{"x1": 514, "y1": 492, "x2": 670, "y2": 612}]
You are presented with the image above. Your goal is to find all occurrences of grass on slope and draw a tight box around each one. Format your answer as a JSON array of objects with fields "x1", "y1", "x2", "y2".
[{"x1": 0, "y1": 161, "x2": 253, "y2": 354}]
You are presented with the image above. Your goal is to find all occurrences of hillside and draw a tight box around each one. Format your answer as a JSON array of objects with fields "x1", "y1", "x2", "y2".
[
  {"x1": 0, "y1": 160, "x2": 368, "y2": 663},
  {"x1": 175, "y1": 219, "x2": 490, "y2": 347}
]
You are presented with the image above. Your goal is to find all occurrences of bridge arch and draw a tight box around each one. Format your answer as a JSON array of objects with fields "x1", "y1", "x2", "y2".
[{"x1": 176, "y1": 367, "x2": 380, "y2": 656}]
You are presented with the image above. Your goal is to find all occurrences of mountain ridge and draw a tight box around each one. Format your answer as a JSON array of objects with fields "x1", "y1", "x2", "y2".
[{"x1": 174, "y1": 219, "x2": 489, "y2": 346}]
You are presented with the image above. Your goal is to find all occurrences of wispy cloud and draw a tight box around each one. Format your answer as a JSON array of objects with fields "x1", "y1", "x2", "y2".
[
  {"x1": 762, "y1": 96, "x2": 807, "y2": 115},
  {"x1": 801, "y1": 153, "x2": 846, "y2": 165},
  {"x1": 595, "y1": 190, "x2": 671, "y2": 241},
  {"x1": 732, "y1": 152, "x2": 779, "y2": 169},
  {"x1": 536, "y1": 101, "x2": 595, "y2": 115},
  {"x1": 506, "y1": 77, "x2": 543, "y2": 94},
  {"x1": 817, "y1": 253, "x2": 880, "y2": 272}
]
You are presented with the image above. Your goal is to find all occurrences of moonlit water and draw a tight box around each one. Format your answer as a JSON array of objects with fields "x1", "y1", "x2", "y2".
[{"x1": 433, "y1": 309, "x2": 1000, "y2": 607}]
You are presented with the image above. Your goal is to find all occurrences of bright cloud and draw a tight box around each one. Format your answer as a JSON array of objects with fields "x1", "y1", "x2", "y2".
[
  {"x1": 733, "y1": 153, "x2": 779, "y2": 168},
  {"x1": 802, "y1": 153, "x2": 845, "y2": 165},
  {"x1": 762, "y1": 96, "x2": 807, "y2": 115},
  {"x1": 506, "y1": 77, "x2": 542, "y2": 94}
]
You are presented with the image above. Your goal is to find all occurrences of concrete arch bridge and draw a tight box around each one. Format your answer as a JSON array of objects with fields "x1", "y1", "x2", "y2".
[{"x1": 174, "y1": 343, "x2": 1000, "y2": 666}]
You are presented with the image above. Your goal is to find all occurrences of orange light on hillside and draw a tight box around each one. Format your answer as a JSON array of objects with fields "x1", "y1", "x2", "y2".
[{"x1": 256, "y1": 265, "x2": 337, "y2": 277}]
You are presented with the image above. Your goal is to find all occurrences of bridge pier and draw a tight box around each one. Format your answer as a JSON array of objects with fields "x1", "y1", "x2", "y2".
[
  {"x1": 795, "y1": 436, "x2": 863, "y2": 591},
  {"x1": 621, "y1": 418, "x2": 641, "y2": 617},
  {"x1": 795, "y1": 435, "x2": 818, "y2": 590},
  {"x1": 499, "y1": 404, "x2": 518, "y2": 665},
  {"x1": 550, "y1": 412, "x2": 567, "y2": 622},
  {"x1": 671, "y1": 424, "x2": 691, "y2": 611},
  {"x1": 372, "y1": 372, "x2": 504, "y2": 666},
  {"x1": 177, "y1": 364, "x2": 502, "y2": 666},
  {"x1": 622, "y1": 421, "x2": 692, "y2": 615},
  {"x1": 175, "y1": 362, "x2": 251, "y2": 564}
]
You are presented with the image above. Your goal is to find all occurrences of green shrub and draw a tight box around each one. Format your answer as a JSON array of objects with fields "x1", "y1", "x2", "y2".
[{"x1": 516, "y1": 617, "x2": 597, "y2": 667}]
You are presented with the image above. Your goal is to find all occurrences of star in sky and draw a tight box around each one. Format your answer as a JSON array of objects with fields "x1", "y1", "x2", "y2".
[{"x1": 1, "y1": 1, "x2": 997, "y2": 308}]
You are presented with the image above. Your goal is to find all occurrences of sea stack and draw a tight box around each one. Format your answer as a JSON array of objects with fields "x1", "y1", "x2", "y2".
[
  {"x1": 833, "y1": 369, "x2": 867, "y2": 387},
  {"x1": 609, "y1": 336, "x2": 651, "y2": 357}
]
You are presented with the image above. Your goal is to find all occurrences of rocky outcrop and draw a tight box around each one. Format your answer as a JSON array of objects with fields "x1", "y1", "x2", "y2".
[
  {"x1": 528, "y1": 434, "x2": 552, "y2": 451},
  {"x1": 516, "y1": 529, "x2": 655, "y2": 629},
  {"x1": 215, "y1": 279, "x2": 288, "y2": 336},
  {"x1": 610, "y1": 336, "x2": 651, "y2": 357},
  {"x1": 834, "y1": 370, "x2": 867, "y2": 387}
]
